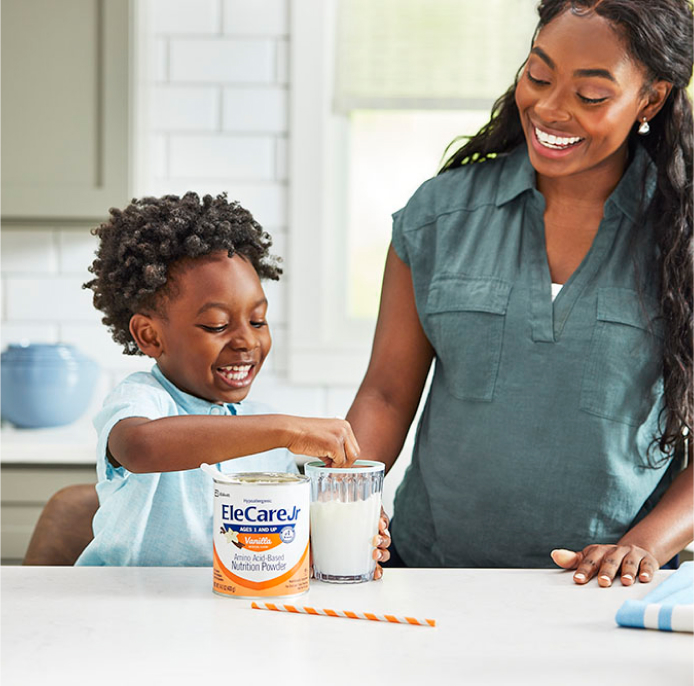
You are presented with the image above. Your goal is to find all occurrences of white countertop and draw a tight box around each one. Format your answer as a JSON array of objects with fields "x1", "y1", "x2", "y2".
[
  {"x1": 1, "y1": 567, "x2": 690, "y2": 686},
  {"x1": 0, "y1": 420, "x2": 96, "y2": 465}
]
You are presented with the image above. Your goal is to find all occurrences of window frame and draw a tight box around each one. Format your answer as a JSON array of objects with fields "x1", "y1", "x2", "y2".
[
  {"x1": 287, "y1": 0, "x2": 511, "y2": 385},
  {"x1": 288, "y1": 0, "x2": 375, "y2": 385}
]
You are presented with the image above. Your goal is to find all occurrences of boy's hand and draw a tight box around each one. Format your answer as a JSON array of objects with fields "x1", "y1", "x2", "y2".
[
  {"x1": 372, "y1": 507, "x2": 391, "y2": 579},
  {"x1": 284, "y1": 417, "x2": 360, "y2": 467},
  {"x1": 551, "y1": 544, "x2": 659, "y2": 587}
]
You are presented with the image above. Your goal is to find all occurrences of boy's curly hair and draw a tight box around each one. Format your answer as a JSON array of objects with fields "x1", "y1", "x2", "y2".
[{"x1": 84, "y1": 192, "x2": 282, "y2": 355}]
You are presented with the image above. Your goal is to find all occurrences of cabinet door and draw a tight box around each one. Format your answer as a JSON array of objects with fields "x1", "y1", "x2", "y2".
[
  {"x1": 1, "y1": 0, "x2": 130, "y2": 220},
  {"x1": 1, "y1": 465, "x2": 97, "y2": 563}
]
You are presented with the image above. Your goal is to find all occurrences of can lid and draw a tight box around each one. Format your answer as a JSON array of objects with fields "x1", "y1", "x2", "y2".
[
  {"x1": 227, "y1": 472, "x2": 309, "y2": 485},
  {"x1": 304, "y1": 460, "x2": 385, "y2": 475},
  {"x1": 204, "y1": 467, "x2": 309, "y2": 485}
]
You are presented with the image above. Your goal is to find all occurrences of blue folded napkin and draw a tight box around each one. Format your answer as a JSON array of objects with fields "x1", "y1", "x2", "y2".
[{"x1": 616, "y1": 561, "x2": 693, "y2": 632}]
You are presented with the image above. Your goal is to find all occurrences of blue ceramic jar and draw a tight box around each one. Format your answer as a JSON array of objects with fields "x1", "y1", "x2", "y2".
[{"x1": 1, "y1": 344, "x2": 99, "y2": 428}]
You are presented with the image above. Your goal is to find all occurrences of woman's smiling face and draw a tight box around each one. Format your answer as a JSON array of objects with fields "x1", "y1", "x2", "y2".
[{"x1": 515, "y1": 9, "x2": 650, "y2": 180}]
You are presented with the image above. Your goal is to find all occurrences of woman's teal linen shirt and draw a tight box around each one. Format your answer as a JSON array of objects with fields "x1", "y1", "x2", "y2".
[{"x1": 390, "y1": 142, "x2": 675, "y2": 568}]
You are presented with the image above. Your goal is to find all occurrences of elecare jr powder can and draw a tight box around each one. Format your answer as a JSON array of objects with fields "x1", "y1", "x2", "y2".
[{"x1": 210, "y1": 471, "x2": 310, "y2": 599}]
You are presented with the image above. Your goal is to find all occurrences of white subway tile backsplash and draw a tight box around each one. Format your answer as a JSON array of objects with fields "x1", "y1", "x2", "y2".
[
  {"x1": 326, "y1": 386, "x2": 360, "y2": 419},
  {"x1": 223, "y1": 0, "x2": 288, "y2": 36},
  {"x1": 0, "y1": 0, "x2": 358, "y2": 435},
  {"x1": 82, "y1": 372, "x2": 112, "y2": 426},
  {"x1": 262, "y1": 276, "x2": 286, "y2": 326},
  {"x1": 275, "y1": 136, "x2": 288, "y2": 181},
  {"x1": 169, "y1": 135, "x2": 274, "y2": 180},
  {"x1": 230, "y1": 183, "x2": 287, "y2": 227},
  {"x1": 170, "y1": 39, "x2": 274, "y2": 83},
  {"x1": 6, "y1": 277, "x2": 96, "y2": 322},
  {"x1": 144, "y1": 180, "x2": 287, "y2": 230},
  {"x1": 260, "y1": 322, "x2": 281, "y2": 375},
  {"x1": 1, "y1": 323, "x2": 59, "y2": 349},
  {"x1": 60, "y1": 323, "x2": 156, "y2": 373},
  {"x1": 266, "y1": 323, "x2": 287, "y2": 375},
  {"x1": 154, "y1": 38, "x2": 169, "y2": 82},
  {"x1": 222, "y1": 87, "x2": 287, "y2": 133},
  {"x1": 149, "y1": 0, "x2": 221, "y2": 35},
  {"x1": 150, "y1": 134, "x2": 169, "y2": 180},
  {"x1": 1, "y1": 230, "x2": 57, "y2": 275},
  {"x1": 134, "y1": 136, "x2": 168, "y2": 197},
  {"x1": 152, "y1": 86, "x2": 220, "y2": 131},
  {"x1": 268, "y1": 230, "x2": 287, "y2": 263},
  {"x1": 58, "y1": 230, "x2": 99, "y2": 275},
  {"x1": 145, "y1": 178, "x2": 230, "y2": 198},
  {"x1": 276, "y1": 38, "x2": 289, "y2": 85},
  {"x1": 250, "y1": 373, "x2": 326, "y2": 417}
]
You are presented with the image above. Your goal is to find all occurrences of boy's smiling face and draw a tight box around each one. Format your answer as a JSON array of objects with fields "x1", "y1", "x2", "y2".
[{"x1": 131, "y1": 251, "x2": 271, "y2": 405}]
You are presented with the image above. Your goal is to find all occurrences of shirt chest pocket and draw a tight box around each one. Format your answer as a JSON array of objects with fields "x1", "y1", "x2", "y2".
[
  {"x1": 580, "y1": 288, "x2": 664, "y2": 426},
  {"x1": 425, "y1": 276, "x2": 512, "y2": 402}
]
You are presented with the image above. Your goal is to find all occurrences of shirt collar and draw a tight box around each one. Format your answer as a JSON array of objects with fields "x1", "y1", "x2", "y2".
[
  {"x1": 151, "y1": 364, "x2": 237, "y2": 416},
  {"x1": 494, "y1": 141, "x2": 656, "y2": 222},
  {"x1": 605, "y1": 143, "x2": 656, "y2": 222},
  {"x1": 494, "y1": 144, "x2": 537, "y2": 207}
]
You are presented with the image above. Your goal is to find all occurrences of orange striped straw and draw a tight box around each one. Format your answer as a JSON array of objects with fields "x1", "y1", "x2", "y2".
[{"x1": 250, "y1": 601, "x2": 436, "y2": 627}]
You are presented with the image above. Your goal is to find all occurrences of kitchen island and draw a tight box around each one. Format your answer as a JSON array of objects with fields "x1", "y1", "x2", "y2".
[{"x1": 2, "y1": 567, "x2": 691, "y2": 685}]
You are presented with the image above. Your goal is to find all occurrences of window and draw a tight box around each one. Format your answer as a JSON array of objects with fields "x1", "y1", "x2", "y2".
[
  {"x1": 346, "y1": 109, "x2": 491, "y2": 319},
  {"x1": 289, "y1": 0, "x2": 538, "y2": 384}
]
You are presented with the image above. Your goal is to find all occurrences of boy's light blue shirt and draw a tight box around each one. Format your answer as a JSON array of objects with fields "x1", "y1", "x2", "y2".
[{"x1": 76, "y1": 364, "x2": 297, "y2": 567}]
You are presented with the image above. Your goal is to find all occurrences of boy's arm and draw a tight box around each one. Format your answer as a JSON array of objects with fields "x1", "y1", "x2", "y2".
[{"x1": 108, "y1": 414, "x2": 360, "y2": 473}]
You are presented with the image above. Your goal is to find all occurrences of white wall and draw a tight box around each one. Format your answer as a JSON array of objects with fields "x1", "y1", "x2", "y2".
[{"x1": 1, "y1": 0, "x2": 409, "y2": 511}]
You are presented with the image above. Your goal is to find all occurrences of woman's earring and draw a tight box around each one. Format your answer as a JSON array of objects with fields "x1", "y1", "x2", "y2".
[{"x1": 638, "y1": 117, "x2": 650, "y2": 135}]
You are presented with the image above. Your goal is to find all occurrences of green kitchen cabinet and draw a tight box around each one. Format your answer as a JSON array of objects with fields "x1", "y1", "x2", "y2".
[
  {"x1": 1, "y1": 0, "x2": 131, "y2": 221},
  {"x1": 1, "y1": 465, "x2": 96, "y2": 564}
]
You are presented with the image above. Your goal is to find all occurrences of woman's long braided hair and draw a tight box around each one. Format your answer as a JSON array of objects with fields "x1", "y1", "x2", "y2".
[{"x1": 440, "y1": 0, "x2": 693, "y2": 460}]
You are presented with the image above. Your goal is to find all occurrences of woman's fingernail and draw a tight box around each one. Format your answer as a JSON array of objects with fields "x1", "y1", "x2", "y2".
[
  {"x1": 552, "y1": 549, "x2": 577, "y2": 565},
  {"x1": 574, "y1": 572, "x2": 586, "y2": 582},
  {"x1": 598, "y1": 575, "x2": 612, "y2": 586},
  {"x1": 622, "y1": 574, "x2": 634, "y2": 584},
  {"x1": 383, "y1": 528, "x2": 390, "y2": 538},
  {"x1": 640, "y1": 573, "x2": 651, "y2": 581}
]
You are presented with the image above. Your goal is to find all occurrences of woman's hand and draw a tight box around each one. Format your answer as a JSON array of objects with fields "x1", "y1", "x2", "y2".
[
  {"x1": 372, "y1": 507, "x2": 391, "y2": 579},
  {"x1": 551, "y1": 544, "x2": 659, "y2": 587}
]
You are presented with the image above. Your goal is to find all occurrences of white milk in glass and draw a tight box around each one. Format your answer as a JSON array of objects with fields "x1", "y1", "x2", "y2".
[
  {"x1": 310, "y1": 491, "x2": 381, "y2": 577},
  {"x1": 305, "y1": 460, "x2": 385, "y2": 583}
]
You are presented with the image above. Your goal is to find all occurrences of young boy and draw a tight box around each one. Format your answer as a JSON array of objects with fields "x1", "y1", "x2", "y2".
[{"x1": 76, "y1": 192, "x2": 387, "y2": 567}]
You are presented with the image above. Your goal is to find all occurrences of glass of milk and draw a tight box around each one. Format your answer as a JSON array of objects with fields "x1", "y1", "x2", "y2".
[{"x1": 305, "y1": 460, "x2": 385, "y2": 583}]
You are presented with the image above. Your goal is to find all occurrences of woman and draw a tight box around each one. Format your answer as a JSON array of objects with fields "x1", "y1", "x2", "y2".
[{"x1": 349, "y1": 0, "x2": 693, "y2": 586}]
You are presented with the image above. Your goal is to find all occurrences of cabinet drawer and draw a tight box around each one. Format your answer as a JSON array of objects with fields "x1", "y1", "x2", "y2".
[
  {"x1": 2, "y1": 505, "x2": 44, "y2": 559},
  {"x1": 1, "y1": 465, "x2": 96, "y2": 563},
  {"x1": 1, "y1": 466, "x2": 96, "y2": 504}
]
